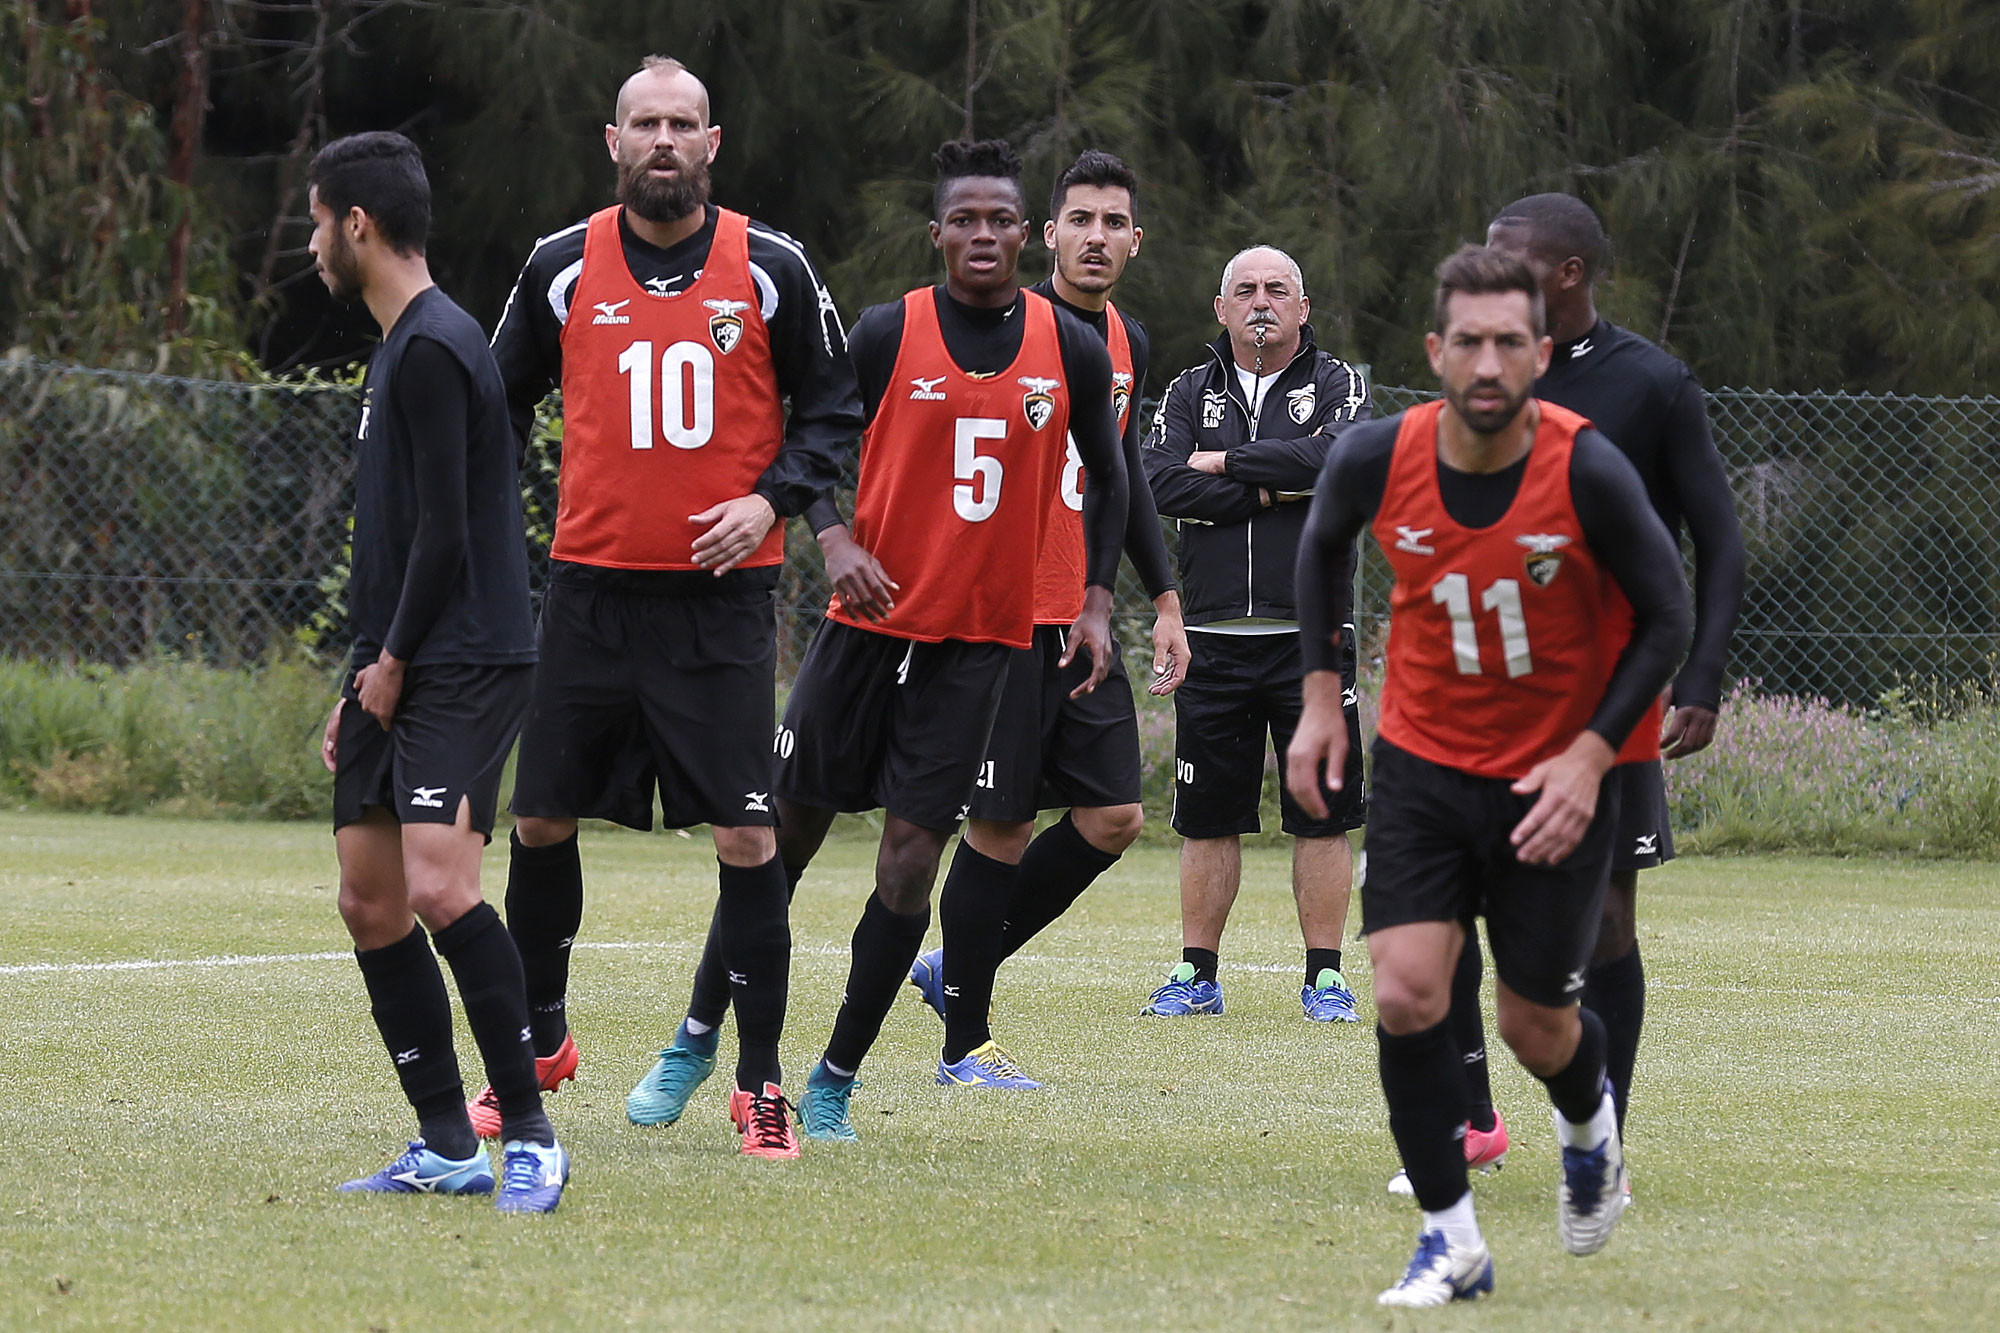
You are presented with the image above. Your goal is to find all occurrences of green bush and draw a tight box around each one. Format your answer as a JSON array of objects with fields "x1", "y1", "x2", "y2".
[{"x1": 0, "y1": 654, "x2": 334, "y2": 818}]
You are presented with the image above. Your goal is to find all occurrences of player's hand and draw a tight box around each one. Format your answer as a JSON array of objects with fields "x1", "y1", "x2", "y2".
[
  {"x1": 1284, "y1": 671, "x2": 1350, "y2": 820},
  {"x1": 1660, "y1": 702, "x2": 1718, "y2": 760},
  {"x1": 321, "y1": 697, "x2": 343, "y2": 773},
  {"x1": 1148, "y1": 590, "x2": 1190, "y2": 696},
  {"x1": 1061, "y1": 586, "x2": 1116, "y2": 698},
  {"x1": 820, "y1": 525, "x2": 899, "y2": 621},
  {"x1": 355, "y1": 651, "x2": 404, "y2": 731},
  {"x1": 690, "y1": 493, "x2": 778, "y2": 575},
  {"x1": 1509, "y1": 731, "x2": 1615, "y2": 866},
  {"x1": 1187, "y1": 450, "x2": 1228, "y2": 475}
]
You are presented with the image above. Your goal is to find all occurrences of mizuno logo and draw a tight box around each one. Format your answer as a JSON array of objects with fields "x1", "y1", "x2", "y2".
[
  {"x1": 1564, "y1": 968, "x2": 1587, "y2": 994},
  {"x1": 728, "y1": 970, "x2": 747, "y2": 985},
  {"x1": 643, "y1": 276, "x2": 675, "y2": 295},
  {"x1": 409, "y1": 786, "x2": 446, "y2": 809},
  {"x1": 1635, "y1": 833, "x2": 1659, "y2": 855},
  {"x1": 1570, "y1": 338, "x2": 1594, "y2": 358},
  {"x1": 909, "y1": 375, "x2": 949, "y2": 400},
  {"x1": 956, "y1": 803, "x2": 971, "y2": 822},
  {"x1": 1463, "y1": 1046, "x2": 1486, "y2": 1064},
  {"x1": 1395, "y1": 525, "x2": 1436, "y2": 556},
  {"x1": 519, "y1": 1027, "x2": 531, "y2": 1042},
  {"x1": 391, "y1": 1164, "x2": 464, "y2": 1193},
  {"x1": 591, "y1": 299, "x2": 631, "y2": 325},
  {"x1": 744, "y1": 791, "x2": 771, "y2": 813},
  {"x1": 393, "y1": 1047, "x2": 420, "y2": 1065},
  {"x1": 943, "y1": 985, "x2": 961, "y2": 997}
]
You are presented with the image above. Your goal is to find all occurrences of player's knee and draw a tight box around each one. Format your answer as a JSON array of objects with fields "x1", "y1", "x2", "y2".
[
  {"x1": 1495, "y1": 1004, "x2": 1574, "y2": 1074},
  {"x1": 875, "y1": 828, "x2": 945, "y2": 913},
  {"x1": 1075, "y1": 803, "x2": 1143, "y2": 853},
  {"x1": 712, "y1": 823, "x2": 778, "y2": 867},
  {"x1": 1372, "y1": 972, "x2": 1447, "y2": 1034},
  {"x1": 513, "y1": 815, "x2": 577, "y2": 849},
  {"x1": 964, "y1": 818, "x2": 1033, "y2": 864}
]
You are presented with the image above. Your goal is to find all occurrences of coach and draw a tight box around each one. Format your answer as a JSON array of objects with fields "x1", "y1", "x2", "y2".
[{"x1": 1138, "y1": 245, "x2": 1372, "y2": 1022}]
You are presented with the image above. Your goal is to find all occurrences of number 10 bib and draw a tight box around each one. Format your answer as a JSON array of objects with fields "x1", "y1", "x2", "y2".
[{"x1": 553, "y1": 206, "x2": 786, "y2": 570}]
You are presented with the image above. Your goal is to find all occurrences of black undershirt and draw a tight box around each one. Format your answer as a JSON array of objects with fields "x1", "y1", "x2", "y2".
[{"x1": 1295, "y1": 415, "x2": 1691, "y2": 753}]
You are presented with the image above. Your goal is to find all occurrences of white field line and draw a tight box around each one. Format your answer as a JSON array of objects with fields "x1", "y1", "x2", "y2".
[{"x1": 0, "y1": 941, "x2": 1995, "y2": 1007}]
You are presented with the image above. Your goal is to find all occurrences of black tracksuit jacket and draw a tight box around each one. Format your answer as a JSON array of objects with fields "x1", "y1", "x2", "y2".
[{"x1": 1141, "y1": 328, "x2": 1371, "y2": 625}]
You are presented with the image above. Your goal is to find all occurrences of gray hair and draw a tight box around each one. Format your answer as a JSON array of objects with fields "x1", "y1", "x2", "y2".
[{"x1": 1219, "y1": 245, "x2": 1304, "y2": 298}]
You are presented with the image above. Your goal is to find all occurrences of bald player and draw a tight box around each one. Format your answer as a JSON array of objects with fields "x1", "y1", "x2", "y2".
[{"x1": 486, "y1": 54, "x2": 861, "y2": 1160}]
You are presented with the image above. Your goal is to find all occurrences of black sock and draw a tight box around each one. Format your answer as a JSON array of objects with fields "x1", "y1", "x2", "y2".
[
  {"x1": 1377, "y1": 1019, "x2": 1471, "y2": 1213},
  {"x1": 688, "y1": 862, "x2": 802, "y2": 1034},
  {"x1": 939, "y1": 841, "x2": 1017, "y2": 1064},
  {"x1": 997, "y1": 813, "x2": 1120, "y2": 959},
  {"x1": 434, "y1": 902, "x2": 553, "y2": 1147},
  {"x1": 1181, "y1": 946, "x2": 1219, "y2": 985},
  {"x1": 1584, "y1": 943, "x2": 1644, "y2": 1135},
  {"x1": 503, "y1": 830, "x2": 583, "y2": 1058},
  {"x1": 823, "y1": 892, "x2": 931, "y2": 1075},
  {"x1": 685, "y1": 899, "x2": 732, "y2": 1031},
  {"x1": 1538, "y1": 1004, "x2": 1610, "y2": 1127},
  {"x1": 355, "y1": 924, "x2": 475, "y2": 1159},
  {"x1": 1305, "y1": 947, "x2": 1343, "y2": 986},
  {"x1": 717, "y1": 856, "x2": 791, "y2": 1091},
  {"x1": 1449, "y1": 940, "x2": 1496, "y2": 1133}
]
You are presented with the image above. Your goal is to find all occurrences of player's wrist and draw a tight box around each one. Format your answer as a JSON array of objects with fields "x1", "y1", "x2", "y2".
[
  {"x1": 1568, "y1": 729, "x2": 1617, "y2": 773},
  {"x1": 1299, "y1": 668, "x2": 1345, "y2": 708},
  {"x1": 1151, "y1": 589, "x2": 1182, "y2": 619}
]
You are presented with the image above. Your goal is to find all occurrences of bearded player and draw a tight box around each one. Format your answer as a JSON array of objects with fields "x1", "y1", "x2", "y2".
[
  {"x1": 485, "y1": 55, "x2": 860, "y2": 1159},
  {"x1": 901, "y1": 149, "x2": 1189, "y2": 1081},
  {"x1": 1286, "y1": 246, "x2": 1690, "y2": 1305}
]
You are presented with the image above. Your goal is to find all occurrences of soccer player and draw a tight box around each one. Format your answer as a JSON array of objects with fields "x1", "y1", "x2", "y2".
[
  {"x1": 310, "y1": 132, "x2": 568, "y2": 1212},
  {"x1": 484, "y1": 56, "x2": 859, "y2": 1159},
  {"x1": 1139, "y1": 246, "x2": 1373, "y2": 1021},
  {"x1": 1388, "y1": 195, "x2": 1747, "y2": 1194},
  {"x1": 1286, "y1": 245, "x2": 1691, "y2": 1305},
  {"x1": 702, "y1": 136, "x2": 1125, "y2": 1140},
  {"x1": 901, "y1": 148, "x2": 1190, "y2": 1080}
]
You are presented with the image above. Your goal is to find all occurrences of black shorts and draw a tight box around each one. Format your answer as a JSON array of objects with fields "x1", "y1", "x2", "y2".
[
  {"x1": 774, "y1": 618, "x2": 1011, "y2": 832},
  {"x1": 333, "y1": 661, "x2": 532, "y2": 839},
  {"x1": 965, "y1": 625, "x2": 1142, "y2": 822},
  {"x1": 1612, "y1": 759, "x2": 1675, "y2": 871},
  {"x1": 1360, "y1": 738, "x2": 1621, "y2": 1008},
  {"x1": 1171, "y1": 628, "x2": 1364, "y2": 838},
  {"x1": 509, "y1": 577, "x2": 778, "y2": 831}
]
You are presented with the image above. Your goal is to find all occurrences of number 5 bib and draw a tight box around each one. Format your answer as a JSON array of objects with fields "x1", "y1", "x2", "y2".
[
  {"x1": 829, "y1": 287, "x2": 1071, "y2": 648},
  {"x1": 553, "y1": 206, "x2": 786, "y2": 570}
]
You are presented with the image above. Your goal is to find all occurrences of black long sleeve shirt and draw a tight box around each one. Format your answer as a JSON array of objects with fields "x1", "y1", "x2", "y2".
[
  {"x1": 1537, "y1": 319, "x2": 1744, "y2": 711},
  {"x1": 350, "y1": 287, "x2": 535, "y2": 667},
  {"x1": 1296, "y1": 414, "x2": 1691, "y2": 753}
]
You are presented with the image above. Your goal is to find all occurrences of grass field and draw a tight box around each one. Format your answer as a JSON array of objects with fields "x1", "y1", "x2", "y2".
[{"x1": 2, "y1": 811, "x2": 1996, "y2": 1330}]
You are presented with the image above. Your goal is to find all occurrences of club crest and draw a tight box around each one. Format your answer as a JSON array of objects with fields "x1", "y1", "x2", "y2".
[
  {"x1": 1516, "y1": 532, "x2": 1572, "y2": 586},
  {"x1": 1286, "y1": 384, "x2": 1317, "y2": 424},
  {"x1": 704, "y1": 298, "x2": 751, "y2": 354},
  {"x1": 1019, "y1": 376, "x2": 1060, "y2": 431},
  {"x1": 1111, "y1": 371, "x2": 1134, "y2": 423},
  {"x1": 1201, "y1": 390, "x2": 1227, "y2": 430}
]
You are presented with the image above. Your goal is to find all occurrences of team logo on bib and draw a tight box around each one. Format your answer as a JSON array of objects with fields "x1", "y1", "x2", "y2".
[
  {"x1": 1019, "y1": 376, "x2": 1060, "y2": 431},
  {"x1": 1111, "y1": 371, "x2": 1134, "y2": 423},
  {"x1": 1516, "y1": 532, "x2": 1572, "y2": 586},
  {"x1": 1286, "y1": 384, "x2": 1317, "y2": 424},
  {"x1": 703, "y1": 298, "x2": 751, "y2": 354}
]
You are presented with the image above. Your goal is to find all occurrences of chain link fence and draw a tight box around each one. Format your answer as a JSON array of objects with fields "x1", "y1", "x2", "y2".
[{"x1": 5, "y1": 356, "x2": 1997, "y2": 706}]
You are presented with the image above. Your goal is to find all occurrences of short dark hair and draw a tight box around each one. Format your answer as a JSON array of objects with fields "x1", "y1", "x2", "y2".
[
  {"x1": 309, "y1": 132, "x2": 430, "y2": 256},
  {"x1": 1489, "y1": 192, "x2": 1610, "y2": 283},
  {"x1": 1049, "y1": 149, "x2": 1138, "y2": 222},
  {"x1": 1433, "y1": 244, "x2": 1546, "y2": 336},
  {"x1": 933, "y1": 137, "x2": 1024, "y2": 219}
]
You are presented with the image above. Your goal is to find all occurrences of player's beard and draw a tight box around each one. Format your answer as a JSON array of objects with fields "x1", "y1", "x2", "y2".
[
  {"x1": 320, "y1": 228, "x2": 363, "y2": 303},
  {"x1": 619, "y1": 146, "x2": 712, "y2": 224},
  {"x1": 1447, "y1": 376, "x2": 1531, "y2": 436}
]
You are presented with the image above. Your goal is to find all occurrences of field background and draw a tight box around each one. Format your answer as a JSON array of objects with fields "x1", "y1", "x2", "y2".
[{"x1": 2, "y1": 811, "x2": 1997, "y2": 1330}]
